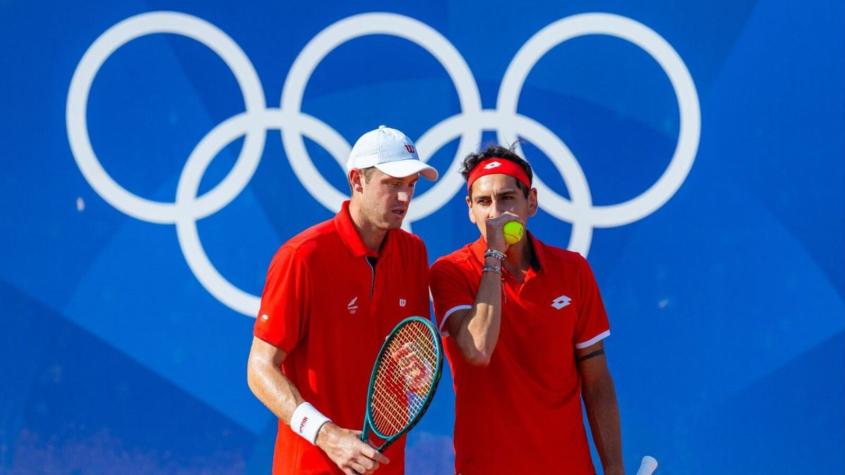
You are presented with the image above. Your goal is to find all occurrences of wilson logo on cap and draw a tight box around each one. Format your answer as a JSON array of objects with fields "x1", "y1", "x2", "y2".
[{"x1": 404, "y1": 144, "x2": 416, "y2": 154}]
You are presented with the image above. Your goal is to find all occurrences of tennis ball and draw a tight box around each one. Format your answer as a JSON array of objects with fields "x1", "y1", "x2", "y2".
[{"x1": 503, "y1": 220, "x2": 524, "y2": 245}]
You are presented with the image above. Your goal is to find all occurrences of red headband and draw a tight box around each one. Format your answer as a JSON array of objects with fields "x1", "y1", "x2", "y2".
[{"x1": 467, "y1": 158, "x2": 531, "y2": 192}]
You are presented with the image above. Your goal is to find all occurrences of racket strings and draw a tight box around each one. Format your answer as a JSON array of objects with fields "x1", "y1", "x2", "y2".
[{"x1": 370, "y1": 322, "x2": 438, "y2": 437}]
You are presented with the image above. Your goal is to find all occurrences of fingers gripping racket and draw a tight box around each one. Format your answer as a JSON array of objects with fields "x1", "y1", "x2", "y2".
[{"x1": 360, "y1": 316, "x2": 444, "y2": 452}]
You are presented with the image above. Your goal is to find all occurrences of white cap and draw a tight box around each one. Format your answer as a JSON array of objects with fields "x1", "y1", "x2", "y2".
[{"x1": 346, "y1": 126, "x2": 438, "y2": 181}]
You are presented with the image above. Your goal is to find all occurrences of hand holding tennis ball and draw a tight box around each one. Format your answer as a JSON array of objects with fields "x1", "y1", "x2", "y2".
[{"x1": 503, "y1": 220, "x2": 524, "y2": 245}]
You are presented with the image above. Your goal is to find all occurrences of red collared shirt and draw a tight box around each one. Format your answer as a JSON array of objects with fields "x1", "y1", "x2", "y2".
[
  {"x1": 429, "y1": 234, "x2": 610, "y2": 475},
  {"x1": 254, "y1": 201, "x2": 430, "y2": 475}
]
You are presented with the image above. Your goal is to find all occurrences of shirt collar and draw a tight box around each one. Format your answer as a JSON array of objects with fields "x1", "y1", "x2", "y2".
[
  {"x1": 334, "y1": 200, "x2": 383, "y2": 258},
  {"x1": 470, "y1": 231, "x2": 544, "y2": 272}
]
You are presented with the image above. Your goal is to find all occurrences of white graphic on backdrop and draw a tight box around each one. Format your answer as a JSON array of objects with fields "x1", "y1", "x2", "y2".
[{"x1": 66, "y1": 11, "x2": 700, "y2": 317}]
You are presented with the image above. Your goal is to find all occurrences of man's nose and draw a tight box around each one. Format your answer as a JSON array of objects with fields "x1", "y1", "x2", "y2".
[{"x1": 488, "y1": 200, "x2": 505, "y2": 219}]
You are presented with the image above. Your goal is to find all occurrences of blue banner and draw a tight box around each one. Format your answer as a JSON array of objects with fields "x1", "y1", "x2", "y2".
[{"x1": 1, "y1": 1, "x2": 842, "y2": 473}]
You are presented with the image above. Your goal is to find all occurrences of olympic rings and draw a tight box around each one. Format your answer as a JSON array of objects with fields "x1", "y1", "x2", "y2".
[{"x1": 67, "y1": 11, "x2": 700, "y2": 316}]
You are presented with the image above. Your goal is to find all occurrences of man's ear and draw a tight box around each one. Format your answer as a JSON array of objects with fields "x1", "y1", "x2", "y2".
[
  {"x1": 466, "y1": 195, "x2": 477, "y2": 224},
  {"x1": 528, "y1": 187, "x2": 538, "y2": 217},
  {"x1": 349, "y1": 169, "x2": 364, "y2": 194}
]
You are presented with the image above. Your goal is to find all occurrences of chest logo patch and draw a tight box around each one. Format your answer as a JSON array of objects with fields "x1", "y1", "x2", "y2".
[
  {"x1": 347, "y1": 296, "x2": 359, "y2": 315},
  {"x1": 551, "y1": 295, "x2": 572, "y2": 310},
  {"x1": 399, "y1": 298, "x2": 407, "y2": 307}
]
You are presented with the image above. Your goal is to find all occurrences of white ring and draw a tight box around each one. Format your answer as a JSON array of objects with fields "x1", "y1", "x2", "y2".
[
  {"x1": 498, "y1": 12, "x2": 701, "y2": 227},
  {"x1": 175, "y1": 109, "x2": 350, "y2": 316},
  {"x1": 279, "y1": 13, "x2": 483, "y2": 217},
  {"x1": 66, "y1": 11, "x2": 267, "y2": 223}
]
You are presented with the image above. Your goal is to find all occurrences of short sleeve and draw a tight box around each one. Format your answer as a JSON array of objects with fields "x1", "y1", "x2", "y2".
[
  {"x1": 253, "y1": 245, "x2": 310, "y2": 353},
  {"x1": 429, "y1": 258, "x2": 475, "y2": 335},
  {"x1": 573, "y1": 255, "x2": 610, "y2": 349}
]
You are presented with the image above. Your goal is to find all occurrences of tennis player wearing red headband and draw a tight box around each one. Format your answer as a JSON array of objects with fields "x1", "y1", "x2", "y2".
[{"x1": 429, "y1": 145, "x2": 624, "y2": 475}]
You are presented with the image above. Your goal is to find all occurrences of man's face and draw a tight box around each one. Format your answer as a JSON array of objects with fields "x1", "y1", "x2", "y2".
[
  {"x1": 355, "y1": 167, "x2": 419, "y2": 230},
  {"x1": 467, "y1": 174, "x2": 537, "y2": 240}
]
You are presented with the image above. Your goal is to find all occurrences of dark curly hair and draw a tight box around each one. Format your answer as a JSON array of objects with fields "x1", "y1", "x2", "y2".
[{"x1": 460, "y1": 144, "x2": 533, "y2": 198}]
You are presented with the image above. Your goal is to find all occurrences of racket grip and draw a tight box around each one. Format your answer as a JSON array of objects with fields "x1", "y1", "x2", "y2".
[{"x1": 636, "y1": 455, "x2": 658, "y2": 475}]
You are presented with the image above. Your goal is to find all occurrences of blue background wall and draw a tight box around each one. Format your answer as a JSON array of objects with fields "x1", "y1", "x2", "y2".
[{"x1": 1, "y1": 1, "x2": 842, "y2": 473}]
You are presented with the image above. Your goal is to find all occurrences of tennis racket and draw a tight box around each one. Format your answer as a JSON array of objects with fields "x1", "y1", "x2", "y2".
[
  {"x1": 636, "y1": 455, "x2": 658, "y2": 475},
  {"x1": 359, "y1": 316, "x2": 444, "y2": 452}
]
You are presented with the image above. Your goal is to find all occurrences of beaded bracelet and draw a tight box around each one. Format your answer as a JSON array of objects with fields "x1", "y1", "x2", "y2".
[{"x1": 484, "y1": 249, "x2": 506, "y2": 261}]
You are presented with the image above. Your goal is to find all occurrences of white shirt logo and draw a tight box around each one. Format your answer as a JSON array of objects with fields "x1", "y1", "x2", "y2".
[
  {"x1": 399, "y1": 298, "x2": 407, "y2": 307},
  {"x1": 483, "y1": 161, "x2": 502, "y2": 170},
  {"x1": 347, "y1": 296, "x2": 359, "y2": 315},
  {"x1": 551, "y1": 295, "x2": 571, "y2": 310}
]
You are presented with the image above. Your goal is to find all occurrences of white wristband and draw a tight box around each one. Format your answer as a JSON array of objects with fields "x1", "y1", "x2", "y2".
[{"x1": 290, "y1": 402, "x2": 331, "y2": 445}]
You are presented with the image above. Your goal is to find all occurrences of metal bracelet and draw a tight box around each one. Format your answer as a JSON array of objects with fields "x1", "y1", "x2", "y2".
[
  {"x1": 482, "y1": 264, "x2": 501, "y2": 274},
  {"x1": 484, "y1": 249, "x2": 506, "y2": 261}
]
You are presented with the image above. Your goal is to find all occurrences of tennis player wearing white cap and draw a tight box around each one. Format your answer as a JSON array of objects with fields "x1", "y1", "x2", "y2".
[{"x1": 248, "y1": 126, "x2": 438, "y2": 475}]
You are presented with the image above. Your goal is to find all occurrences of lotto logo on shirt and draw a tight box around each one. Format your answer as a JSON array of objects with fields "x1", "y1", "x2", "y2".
[{"x1": 551, "y1": 295, "x2": 572, "y2": 310}]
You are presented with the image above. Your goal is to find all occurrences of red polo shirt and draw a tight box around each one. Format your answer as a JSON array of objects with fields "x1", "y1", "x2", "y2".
[
  {"x1": 254, "y1": 201, "x2": 430, "y2": 475},
  {"x1": 429, "y1": 234, "x2": 610, "y2": 475}
]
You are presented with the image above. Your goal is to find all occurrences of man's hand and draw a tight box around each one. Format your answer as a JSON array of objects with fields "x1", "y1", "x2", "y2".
[
  {"x1": 316, "y1": 423, "x2": 390, "y2": 475},
  {"x1": 485, "y1": 212, "x2": 520, "y2": 253}
]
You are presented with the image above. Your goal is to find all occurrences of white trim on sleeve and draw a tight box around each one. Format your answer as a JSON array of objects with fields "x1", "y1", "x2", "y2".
[
  {"x1": 575, "y1": 329, "x2": 611, "y2": 349},
  {"x1": 439, "y1": 304, "x2": 472, "y2": 336}
]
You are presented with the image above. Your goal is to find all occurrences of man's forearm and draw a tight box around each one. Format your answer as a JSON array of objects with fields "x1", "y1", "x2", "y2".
[
  {"x1": 246, "y1": 340, "x2": 303, "y2": 424},
  {"x1": 464, "y1": 263, "x2": 502, "y2": 354},
  {"x1": 583, "y1": 375, "x2": 624, "y2": 473},
  {"x1": 248, "y1": 365, "x2": 303, "y2": 423}
]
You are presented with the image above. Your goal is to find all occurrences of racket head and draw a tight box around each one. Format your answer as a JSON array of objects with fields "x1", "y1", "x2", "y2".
[{"x1": 362, "y1": 316, "x2": 443, "y2": 449}]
